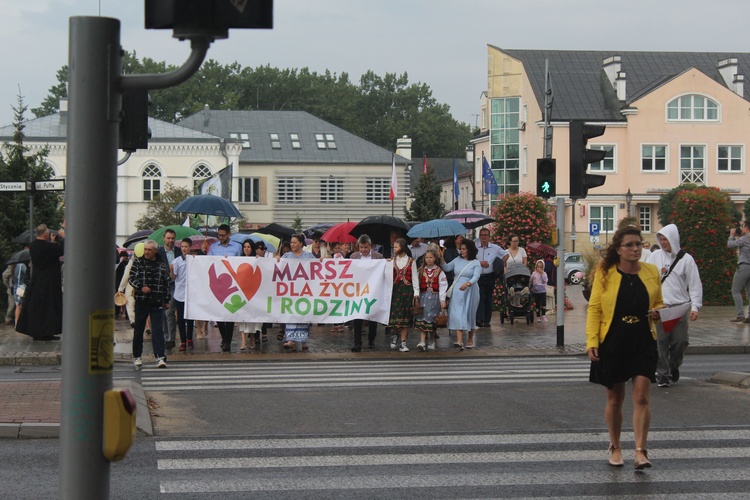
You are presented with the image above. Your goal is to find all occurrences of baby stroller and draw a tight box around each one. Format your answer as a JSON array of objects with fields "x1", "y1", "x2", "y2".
[{"x1": 500, "y1": 263, "x2": 534, "y2": 325}]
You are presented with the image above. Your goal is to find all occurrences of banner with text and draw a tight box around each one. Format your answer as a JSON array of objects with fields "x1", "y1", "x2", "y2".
[{"x1": 185, "y1": 256, "x2": 393, "y2": 323}]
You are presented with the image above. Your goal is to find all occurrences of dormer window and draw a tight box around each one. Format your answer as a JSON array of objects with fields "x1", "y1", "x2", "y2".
[
  {"x1": 290, "y1": 133, "x2": 301, "y2": 149},
  {"x1": 315, "y1": 133, "x2": 337, "y2": 149},
  {"x1": 229, "y1": 132, "x2": 251, "y2": 148},
  {"x1": 270, "y1": 133, "x2": 281, "y2": 149},
  {"x1": 667, "y1": 94, "x2": 719, "y2": 121}
]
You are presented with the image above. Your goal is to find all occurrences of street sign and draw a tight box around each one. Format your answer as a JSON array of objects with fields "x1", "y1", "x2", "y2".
[
  {"x1": 590, "y1": 235, "x2": 600, "y2": 243},
  {"x1": 0, "y1": 182, "x2": 27, "y2": 192},
  {"x1": 589, "y1": 222, "x2": 600, "y2": 236},
  {"x1": 35, "y1": 180, "x2": 66, "y2": 191},
  {"x1": 569, "y1": 234, "x2": 577, "y2": 240}
]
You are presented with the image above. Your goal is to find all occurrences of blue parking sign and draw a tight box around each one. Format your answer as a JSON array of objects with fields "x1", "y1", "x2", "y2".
[{"x1": 589, "y1": 223, "x2": 600, "y2": 236}]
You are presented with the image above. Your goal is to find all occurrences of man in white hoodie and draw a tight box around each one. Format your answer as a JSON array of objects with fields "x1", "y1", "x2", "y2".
[{"x1": 648, "y1": 224, "x2": 703, "y2": 387}]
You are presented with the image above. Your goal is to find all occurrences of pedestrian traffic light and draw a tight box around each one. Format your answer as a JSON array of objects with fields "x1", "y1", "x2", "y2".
[
  {"x1": 569, "y1": 120, "x2": 606, "y2": 199},
  {"x1": 536, "y1": 158, "x2": 556, "y2": 198},
  {"x1": 119, "y1": 91, "x2": 151, "y2": 152}
]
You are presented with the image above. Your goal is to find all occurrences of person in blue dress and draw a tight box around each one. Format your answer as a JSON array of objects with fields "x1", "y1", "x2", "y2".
[
  {"x1": 441, "y1": 239, "x2": 481, "y2": 350},
  {"x1": 281, "y1": 233, "x2": 315, "y2": 351}
]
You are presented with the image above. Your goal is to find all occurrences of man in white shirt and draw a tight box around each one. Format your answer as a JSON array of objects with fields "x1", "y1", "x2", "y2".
[
  {"x1": 474, "y1": 228, "x2": 506, "y2": 328},
  {"x1": 158, "y1": 229, "x2": 181, "y2": 349},
  {"x1": 203, "y1": 224, "x2": 243, "y2": 352},
  {"x1": 409, "y1": 238, "x2": 428, "y2": 263},
  {"x1": 349, "y1": 235, "x2": 383, "y2": 351}
]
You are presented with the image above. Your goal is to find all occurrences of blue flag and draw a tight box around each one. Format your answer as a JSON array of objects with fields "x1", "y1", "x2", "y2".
[
  {"x1": 453, "y1": 158, "x2": 459, "y2": 205},
  {"x1": 482, "y1": 156, "x2": 499, "y2": 195}
]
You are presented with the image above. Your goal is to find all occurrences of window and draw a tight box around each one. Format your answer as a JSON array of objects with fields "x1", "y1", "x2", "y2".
[
  {"x1": 680, "y1": 145, "x2": 705, "y2": 184},
  {"x1": 191, "y1": 164, "x2": 212, "y2": 193},
  {"x1": 718, "y1": 145, "x2": 743, "y2": 172},
  {"x1": 642, "y1": 145, "x2": 667, "y2": 172},
  {"x1": 639, "y1": 206, "x2": 651, "y2": 233},
  {"x1": 277, "y1": 177, "x2": 302, "y2": 204},
  {"x1": 269, "y1": 133, "x2": 281, "y2": 149},
  {"x1": 320, "y1": 177, "x2": 344, "y2": 203},
  {"x1": 366, "y1": 178, "x2": 389, "y2": 203},
  {"x1": 290, "y1": 133, "x2": 301, "y2": 149},
  {"x1": 239, "y1": 177, "x2": 261, "y2": 203},
  {"x1": 229, "y1": 132, "x2": 250, "y2": 148},
  {"x1": 142, "y1": 164, "x2": 162, "y2": 201},
  {"x1": 590, "y1": 145, "x2": 615, "y2": 172},
  {"x1": 667, "y1": 94, "x2": 719, "y2": 121},
  {"x1": 315, "y1": 133, "x2": 337, "y2": 149},
  {"x1": 590, "y1": 205, "x2": 615, "y2": 233},
  {"x1": 489, "y1": 97, "x2": 520, "y2": 196}
]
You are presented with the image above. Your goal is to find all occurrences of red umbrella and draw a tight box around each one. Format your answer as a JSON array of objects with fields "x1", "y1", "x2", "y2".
[
  {"x1": 188, "y1": 235, "x2": 218, "y2": 250},
  {"x1": 528, "y1": 241, "x2": 557, "y2": 257},
  {"x1": 321, "y1": 222, "x2": 358, "y2": 243}
]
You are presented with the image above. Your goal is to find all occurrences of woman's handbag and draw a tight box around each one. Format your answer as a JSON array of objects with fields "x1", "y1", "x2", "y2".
[
  {"x1": 445, "y1": 262, "x2": 475, "y2": 299},
  {"x1": 114, "y1": 291, "x2": 127, "y2": 306},
  {"x1": 435, "y1": 309, "x2": 448, "y2": 327}
]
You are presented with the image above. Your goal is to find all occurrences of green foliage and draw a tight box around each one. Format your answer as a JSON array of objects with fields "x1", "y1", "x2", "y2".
[
  {"x1": 404, "y1": 165, "x2": 445, "y2": 222},
  {"x1": 291, "y1": 214, "x2": 303, "y2": 232},
  {"x1": 657, "y1": 184, "x2": 699, "y2": 227},
  {"x1": 0, "y1": 96, "x2": 64, "y2": 265},
  {"x1": 134, "y1": 183, "x2": 191, "y2": 230},
  {"x1": 490, "y1": 192, "x2": 555, "y2": 253},
  {"x1": 744, "y1": 197, "x2": 750, "y2": 223},
  {"x1": 670, "y1": 187, "x2": 736, "y2": 305},
  {"x1": 35, "y1": 55, "x2": 472, "y2": 158}
]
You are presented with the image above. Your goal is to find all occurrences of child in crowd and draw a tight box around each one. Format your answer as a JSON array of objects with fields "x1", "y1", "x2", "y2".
[
  {"x1": 414, "y1": 246, "x2": 448, "y2": 351},
  {"x1": 530, "y1": 259, "x2": 549, "y2": 322}
]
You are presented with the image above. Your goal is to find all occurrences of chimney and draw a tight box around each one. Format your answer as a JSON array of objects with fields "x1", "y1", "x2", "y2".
[
  {"x1": 396, "y1": 135, "x2": 412, "y2": 161},
  {"x1": 59, "y1": 97, "x2": 68, "y2": 124},
  {"x1": 603, "y1": 56, "x2": 626, "y2": 100},
  {"x1": 202, "y1": 104, "x2": 210, "y2": 127},
  {"x1": 718, "y1": 58, "x2": 744, "y2": 96}
]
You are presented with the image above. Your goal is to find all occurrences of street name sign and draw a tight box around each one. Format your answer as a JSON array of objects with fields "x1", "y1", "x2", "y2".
[
  {"x1": 0, "y1": 182, "x2": 28, "y2": 191},
  {"x1": 35, "y1": 180, "x2": 66, "y2": 191}
]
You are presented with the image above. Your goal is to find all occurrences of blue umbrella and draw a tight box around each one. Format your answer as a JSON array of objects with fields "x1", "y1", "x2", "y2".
[
  {"x1": 229, "y1": 233, "x2": 276, "y2": 253},
  {"x1": 172, "y1": 194, "x2": 242, "y2": 219},
  {"x1": 407, "y1": 219, "x2": 467, "y2": 239}
]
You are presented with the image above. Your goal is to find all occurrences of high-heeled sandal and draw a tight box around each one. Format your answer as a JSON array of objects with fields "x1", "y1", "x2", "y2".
[
  {"x1": 634, "y1": 448, "x2": 652, "y2": 470},
  {"x1": 607, "y1": 443, "x2": 624, "y2": 467}
]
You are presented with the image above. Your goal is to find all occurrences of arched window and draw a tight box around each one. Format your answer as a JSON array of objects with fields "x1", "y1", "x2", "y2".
[
  {"x1": 142, "y1": 164, "x2": 162, "y2": 201},
  {"x1": 192, "y1": 164, "x2": 212, "y2": 194},
  {"x1": 667, "y1": 94, "x2": 719, "y2": 121}
]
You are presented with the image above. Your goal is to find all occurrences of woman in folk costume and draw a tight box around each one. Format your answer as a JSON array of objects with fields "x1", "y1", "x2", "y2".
[
  {"x1": 388, "y1": 238, "x2": 419, "y2": 352},
  {"x1": 414, "y1": 245, "x2": 447, "y2": 351}
]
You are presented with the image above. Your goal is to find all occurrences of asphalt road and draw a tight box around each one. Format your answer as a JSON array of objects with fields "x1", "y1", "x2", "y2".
[{"x1": 2, "y1": 354, "x2": 750, "y2": 498}]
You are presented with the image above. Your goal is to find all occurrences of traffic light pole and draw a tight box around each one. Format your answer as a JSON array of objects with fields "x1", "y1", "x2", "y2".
[{"x1": 555, "y1": 197, "x2": 565, "y2": 347}]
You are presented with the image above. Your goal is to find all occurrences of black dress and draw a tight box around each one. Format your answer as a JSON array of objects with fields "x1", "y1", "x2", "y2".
[
  {"x1": 16, "y1": 239, "x2": 64, "y2": 338},
  {"x1": 589, "y1": 270, "x2": 657, "y2": 389}
]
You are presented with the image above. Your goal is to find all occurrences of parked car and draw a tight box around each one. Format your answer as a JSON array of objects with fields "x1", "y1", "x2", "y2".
[{"x1": 564, "y1": 252, "x2": 585, "y2": 284}]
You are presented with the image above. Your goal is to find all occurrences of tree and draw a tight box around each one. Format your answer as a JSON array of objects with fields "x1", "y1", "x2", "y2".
[
  {"x1": 744, "y1": 197, "x2": 750, "y2": 223},
  {"x1": 490, "y1": 192, "x2": 555, "y2": 251},
  {"x1": 404, "y1": 165, "x2": 445, "y2": 222},
  {"x1": 31, "y1": 66, "x2": 68, "y2": 118},
  {"x1": 670, "y1": 187, "x2": 736, "y2": 305},
  {"x1": 0, "y1": 95, "x2": 64, "y2": 265},
  {"x1": 134, "y1": 183, "x2": 191, "y2": 230}
]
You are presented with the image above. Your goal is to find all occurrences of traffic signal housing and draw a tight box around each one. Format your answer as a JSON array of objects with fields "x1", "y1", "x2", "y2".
[
  {"x1": 569, "y1": 120, "x2": 606, "y2": 199},
  {"x1": 119, "y1": 91, "x2": 151, "y2": 152},
  {"x1": 536, "y1": 158, "x2": 556, "y2": 198}
]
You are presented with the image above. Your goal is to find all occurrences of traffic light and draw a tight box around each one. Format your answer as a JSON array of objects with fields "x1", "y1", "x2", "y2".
[
  {"x1": 536, "y1": 158, "x2": 556, "y2": 198},
  {"x1": 569, "y1": 120, "x2": 606, "y2": 199},
  {"x1": 119, "y1": 91, "x2": 151, "y2": 152}
]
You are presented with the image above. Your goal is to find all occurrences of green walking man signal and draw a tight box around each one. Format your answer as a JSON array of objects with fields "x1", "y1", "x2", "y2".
[{"x1": 536, "y1": 158, "x2": 556, "y2": 198}]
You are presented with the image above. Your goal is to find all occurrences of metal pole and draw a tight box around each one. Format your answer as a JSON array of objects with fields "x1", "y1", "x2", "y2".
[
  {"x1": 28, "y1": 194, "x2": 33, "y2": 243},
  {"x1": 556, "y1": 197, "x2": 565, "y2": 347},
  {"x1": 60, "y1": 16, "x2": 121, "y2": 499},
  {"x1": 571, "y1": 201, "x2": 576, "y2": 253}
]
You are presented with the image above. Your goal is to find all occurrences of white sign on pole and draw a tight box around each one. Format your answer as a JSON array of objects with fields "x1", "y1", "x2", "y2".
[
  {"x1": 0, "y1": 182, "x2": 27, "y2": 192},
  {"x1": 569, "y1": 234, "x2": 577, "y2": 240},
  {"x1": 590, "y1": 235, "x2": 600, "y2": 243},
  {"x1": 35, "y1": 180, "x2": 66, "y2": 191}
]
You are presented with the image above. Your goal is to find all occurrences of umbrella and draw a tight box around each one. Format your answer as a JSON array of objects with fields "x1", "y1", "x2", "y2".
[
  {"x1": 349, "y1": 215, "x2": 409, "y2": 245},
  {"x1": 321, "y1": 222, "x2": 358, "y2": 243},
  {"x1": 443, "y1": 209, "x2": 495, "y2": 229},
  {"x1": 256, "y1": 223, "x2": 296, "y2": 241},
  {"x1": 13, "y1": 229, "x2": 59, "y2": 245},
  {"x1": 5, "y1": 249, "x2": 30, "y2": 266},
  {"x1": 122, "y1": 229, "x2": 153, "y2": 248},
  {"x1": 172, "y1": 194, "x2": 243, "y2": 219},
  {"x1": 407, "y1": 219, "x2": 468, "y2": 239},
  {"x1": 229, "y1": 233, "x2": 277, "y2": 253},
  {"x1": 303, "y1": 223, "x2": 335, "y2": 238},
  {"x1": 188, "y1": 235, "x2": 219, "y2": 251},
  {"x1": 528, "y1": 241, "x2": 557, "y2": 257},
  {"x1": 149, "y1": 225, "x2": 202, "y2": 245}
]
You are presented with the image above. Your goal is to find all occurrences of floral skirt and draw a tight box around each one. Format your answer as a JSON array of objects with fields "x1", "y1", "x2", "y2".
[
  {"x1": 389, "y1": 281, "x2": 413, "y2": 328},
  {"x1": 415, "y1": 289, "x2": 441, "y2": 333},
  {"x1": 285, "y1": 323, "x2": 309, "y2": 343}
]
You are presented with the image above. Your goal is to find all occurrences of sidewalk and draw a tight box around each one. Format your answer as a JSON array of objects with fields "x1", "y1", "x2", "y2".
[{"x1": 2, "y1": 290, "x2": 750, "y2": 438}]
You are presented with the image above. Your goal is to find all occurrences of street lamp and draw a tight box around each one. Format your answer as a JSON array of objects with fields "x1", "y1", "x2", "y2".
[{"x1": 626, "y1": 188, "x2": 633, "y2": 217}]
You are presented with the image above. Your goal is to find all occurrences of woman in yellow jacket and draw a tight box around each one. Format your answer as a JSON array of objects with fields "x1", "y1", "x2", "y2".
[{"x1": 586, "y1": 226, "x2": 663, "y2": 470}]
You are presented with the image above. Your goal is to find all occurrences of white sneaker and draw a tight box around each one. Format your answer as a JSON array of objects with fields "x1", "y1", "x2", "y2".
[
  {"x1": 390, "y1": 334, "x2": 398, "y2": 349},
  {"x1": 399, "y1": 342, "x2": 410, "y2": 352},
  {"x1": 541, "y1": 316, "x2": 548, "y2": 322},
  {"x1": 417, "y1": 342, "x2": 426, "y2": 351},
  {"x1": 428, "y1": 342, "x2": 436, "y2": 351},
  {"x1": 536, "y1": 318, "x2": 542, "y2": 323},
  {"x1": 156, "y1": 357, "x2": 167, "y2": 368},
  {"x1": 133, "y1": 357, "x2": 142, "y2": 368}
]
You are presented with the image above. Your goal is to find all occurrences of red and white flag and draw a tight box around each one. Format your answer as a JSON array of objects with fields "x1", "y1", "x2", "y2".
[
  {"x1": 422, "y1": 154, "x2": 427, "y2": 174},
  {"x1": 658, "y1": 303, "x2": 691, "y2": 333},
  {"x1": 389, "y1": 154, "x2": 398, "y2": 201}
]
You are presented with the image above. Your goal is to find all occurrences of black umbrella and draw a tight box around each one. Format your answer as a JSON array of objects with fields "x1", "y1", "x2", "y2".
[
  {"x1": 256, "y1": 223, "x2": 296, "y2": 241},
  {"x1": 5, "y1": 249, "x2": 30, "y2": 266},
  {"x1": 303, "y1": 223, "x2": 335, "y2": 239},
  {"x1": 350, "y1": 215, "x2": 409, "y2": 246},
  {"x1": 13, "y1": 229, "x2": 59, "y2": 245},
  {"x1": 172, "y1": 194, "x2": 243, "y2": 218},
  {"x1": 122, "y1": 229, "x2": 153, "y2": 248}
]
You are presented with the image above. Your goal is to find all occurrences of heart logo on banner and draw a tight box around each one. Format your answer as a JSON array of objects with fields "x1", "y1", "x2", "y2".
[
  {"x1": 208, "y1": 264, "x2": 239, "y2": 303},
  {"x1": 221, "y1": 260, "x2": 262, "y2": 302}
]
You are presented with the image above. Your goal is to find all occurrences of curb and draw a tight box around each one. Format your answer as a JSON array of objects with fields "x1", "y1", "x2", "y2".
[{"x1": 708, "y1": 371, "x2": 750, "y2": 389}]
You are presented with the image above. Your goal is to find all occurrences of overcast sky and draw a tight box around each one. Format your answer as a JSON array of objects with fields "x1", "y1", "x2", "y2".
[{"x1": 2, "y1": 0, "x2": 749, "y2": 132}]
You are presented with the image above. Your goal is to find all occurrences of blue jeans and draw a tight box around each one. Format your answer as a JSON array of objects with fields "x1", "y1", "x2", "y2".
[{"x1": 134, "y1": 301, "x2": 166, "y2": 360}]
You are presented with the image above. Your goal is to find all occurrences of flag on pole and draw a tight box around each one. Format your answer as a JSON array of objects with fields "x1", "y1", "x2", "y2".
[
  {"x1": 482, "y1": 155, "x2": 499, "y2": 195},
  {"x1": 389, "y1": 154, "x2": 398, "y2": 201},
  {"x1": 182, "y1": 216, "x2": 190, "y2": 227},
  {"x1": 657, "y1": 303, "x2": 691, "y2": 333},
  {"x1": 453, "y1": 157, "x2": 459, "y2": 206},
  {"x1": 422, "y1": 154, "x2": 427, "y2": 174}
]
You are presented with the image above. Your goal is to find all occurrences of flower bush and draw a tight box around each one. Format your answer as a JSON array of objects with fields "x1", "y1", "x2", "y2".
[{"x1": 669, "y1": 186, "x2": 736, "y2": 306}]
